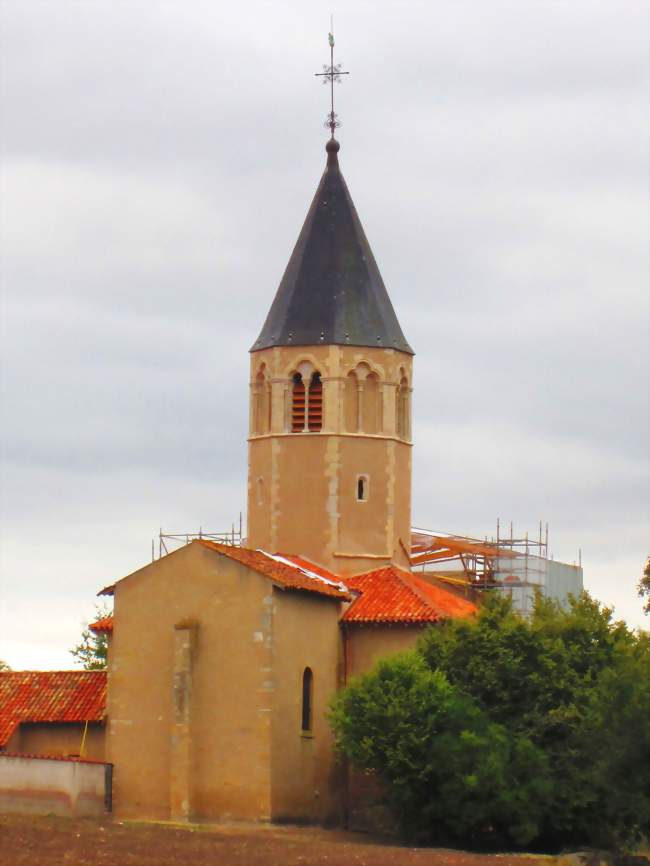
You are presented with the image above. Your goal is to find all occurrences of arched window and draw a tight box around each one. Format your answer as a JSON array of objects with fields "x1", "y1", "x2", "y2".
[
  {"x1": 397, "y1": 376, "x2": 410, "y2": 439},
  {"x1": 357, "y1": 475, "x2": 369, "y2": 501},
  {"x1": 308, "y1": 373, "x2": 323, "y2": 432},
  {"x1": 301, "y1": 667, "x2": 313, "y2": 733},
  {"x1": 291, "y1": 373, "x2": 305, "y2": 432},
  {"x1": 291, "y1": 369, "x2": 323, "y2": 433}
]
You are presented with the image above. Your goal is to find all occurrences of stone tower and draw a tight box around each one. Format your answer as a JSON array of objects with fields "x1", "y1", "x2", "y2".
[{"x1": 247, "y1": 138, "x2": 413, "y2": 575}]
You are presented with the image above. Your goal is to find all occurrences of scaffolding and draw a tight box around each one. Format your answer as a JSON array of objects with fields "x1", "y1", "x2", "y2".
[
  {"x1": 488, "y1": 519, "x2": 547, "y2": 614},
  {"x1": 152, "y1": 515, "x2": 243, "y2": 561},
  {"x1": 148, "y1": 515, "x2": 580, "y2": 614},
  {"x1": 411, "y1": 520, "x2": 582, "y2": 615},
  {"x1": 410, "y1": 520, "x2": 582, "y2": 615},
  {"x1": 411, "y1": 526, "x2": 513, "y2": 588}
]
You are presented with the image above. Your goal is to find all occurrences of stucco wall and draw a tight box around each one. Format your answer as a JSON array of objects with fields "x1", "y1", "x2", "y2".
[
  {"x1": 107, "y1": 543, "x2": 277, "y2": 821},
  {"x1": 10, "y1": 722, "x2": 105, "y2": 761},
  {"x1": 270, "y1": 589, "x2": 343, "y2": 824},
  {"x1": 345, "y1": 624, "x2": 425, "y2": 680},
  {"x1": 3, "y1": 729, "x2": 21, "y2": 753},
  {"x1": 0, "y1": 755, "x2": 108, "y2": 817}
]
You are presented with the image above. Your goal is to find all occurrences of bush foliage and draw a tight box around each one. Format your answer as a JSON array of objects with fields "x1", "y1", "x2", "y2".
[{"x1": 330, "y1": 593, "x2": 650, "y2": 850}]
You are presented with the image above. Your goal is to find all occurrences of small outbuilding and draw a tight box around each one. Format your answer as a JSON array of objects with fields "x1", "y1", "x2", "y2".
[{"x1": 0, "y1": 670, "x2": 106, "y2": 760}]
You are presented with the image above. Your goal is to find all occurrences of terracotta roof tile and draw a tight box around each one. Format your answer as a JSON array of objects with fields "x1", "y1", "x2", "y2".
[
  {"x1": 196, "y1": 541, "x2": 350, "y2": 600},
  {"x1": 0, "y1": 671, "x2": 107, "y2": 748},
  {"x1": 89, "y1": 616, "x2": 113, "y2": 634},
  {"x1": 342, "y1": 566, "x2": 478, "y2": 624}
]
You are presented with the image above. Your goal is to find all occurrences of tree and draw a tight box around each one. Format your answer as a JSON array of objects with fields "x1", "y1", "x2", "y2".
[
  {"x1": 418, "y1": 592, "x2": 642, "y2": 848},
  {"x1": 330, "y1": 592, "x2": 650, "y2": 850},
  {"x1": 70, "y1": 602, "x2": 112, "y2": 670},
  {"x1": 638, "y1": 557, "x2": 650, "y2": 614},
  {"x1": 0, "y1": 660, "x2": 10, "y2": 671},
  {"x1": 330, "y1": 652, "x2": 550, "y2": 846},
  {"x1": 578, "y1": 631, "x2": 650, "y2": 848}
]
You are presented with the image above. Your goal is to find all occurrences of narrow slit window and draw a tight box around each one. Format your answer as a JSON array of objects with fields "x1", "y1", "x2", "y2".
[
  {"x1": 357, "y1": 475, "x2": 368, "y2": 501},
  {"x1": 301, "y1": 667, "x2": 313, "y2": 733},
  {"x1": 307, "y1": 373, "x2": 323, "y2": 432},
  {"x1": 292, "y1": 373, "x2": 305, "y2": 432}
]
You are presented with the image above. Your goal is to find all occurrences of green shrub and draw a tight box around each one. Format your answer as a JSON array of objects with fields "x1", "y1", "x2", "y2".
[
  {"x1": 331, "y1": 593, "x2": 650, "y2": 850},
  {"x1": 330, "y1": 651, "x2": 550, "y2": 846}
]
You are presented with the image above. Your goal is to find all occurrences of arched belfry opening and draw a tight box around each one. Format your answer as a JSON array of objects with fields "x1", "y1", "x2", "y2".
[
  {"x1": 308, "y1": 373, "x2": 323, "y2": 432},
  {"x1": 291, "y1": 368, "x2": 323, "y2": 433},
  {"x1": 291, "y1": 373, "x2": 306, "y2": 432}
]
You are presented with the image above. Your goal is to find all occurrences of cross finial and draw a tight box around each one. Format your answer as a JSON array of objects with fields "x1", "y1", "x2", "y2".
[{"x1": 314, "y1": 23, "x2": 349, "y2": 138}]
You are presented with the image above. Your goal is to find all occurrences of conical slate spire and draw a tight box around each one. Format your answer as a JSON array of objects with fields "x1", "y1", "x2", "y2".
[{"x1": 252, "y1": 139, "x2": 413, "y2": 354}]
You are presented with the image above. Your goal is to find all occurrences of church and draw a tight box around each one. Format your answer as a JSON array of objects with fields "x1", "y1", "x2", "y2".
[
  {"x1": 0, "y1": 27, "x2": 590, "y2": 824},
  {"x1": 94, "y1": 128, "x2": 477, "y2": 824},
  {"x1": 0, "y1": 115, "x2": 480, "y2": 824}
]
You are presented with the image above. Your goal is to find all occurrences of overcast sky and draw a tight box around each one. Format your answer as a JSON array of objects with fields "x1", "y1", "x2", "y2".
[{"x1": 1, "y1": 1, "x2": 648, "y2": 669}]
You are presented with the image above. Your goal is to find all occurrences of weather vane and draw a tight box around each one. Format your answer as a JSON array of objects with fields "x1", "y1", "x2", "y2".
[{"x1": 314, "y1": 21, "x2": 349, "y2": 138}]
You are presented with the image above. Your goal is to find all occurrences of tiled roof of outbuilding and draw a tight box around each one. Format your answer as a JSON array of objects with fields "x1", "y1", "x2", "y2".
[
  {"x1": 341, "y1": 566, "x2": 478, "y2": 624},
  {"x1": 0, "y1": 671, "x2": 107, "y2": 748}
]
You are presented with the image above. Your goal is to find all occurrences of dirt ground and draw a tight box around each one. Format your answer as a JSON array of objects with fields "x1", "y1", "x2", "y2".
[{"x1": 0, "y1": 814, "x2": 552, "y2": 866}]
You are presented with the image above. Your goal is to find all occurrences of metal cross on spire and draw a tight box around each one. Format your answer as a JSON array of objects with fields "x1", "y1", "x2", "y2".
[{"x1": 314, "y1": 23, "x2": 349, "y2": 138}]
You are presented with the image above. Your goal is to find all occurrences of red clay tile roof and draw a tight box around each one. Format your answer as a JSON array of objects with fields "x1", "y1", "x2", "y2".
[
  {"x1": 0, "y1": 671, "x2": 107, "y2": 748},
  {"x1": 341, "y1": 565, "x2": 478, "y2": 624},
  {"x1": 89, "y1": 615, "x2": 113, "y2": 634},
  {"x1": 196, "y1": 541, "x2": 350, "y2": 600}
]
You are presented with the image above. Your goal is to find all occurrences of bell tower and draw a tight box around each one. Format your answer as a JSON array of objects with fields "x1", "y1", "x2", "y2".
[{"x1": 246, "y1": 134, "x2": 414, "y2": 575}]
